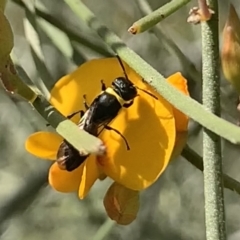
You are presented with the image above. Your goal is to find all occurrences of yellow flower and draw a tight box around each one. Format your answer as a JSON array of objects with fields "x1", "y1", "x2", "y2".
[{"x1": 25, "y1": 57, "x2": 189, "y2": 199}]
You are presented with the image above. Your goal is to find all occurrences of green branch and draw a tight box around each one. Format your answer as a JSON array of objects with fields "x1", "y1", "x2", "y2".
[
  {"x1": 128, "y1": 0, "x2": 191, "y2": 34},
  {"x1": 92, "y1": 219, "x2": 115, "y2": 240},
  {"x1": 64, "y1": 0, "x2": 240, "y2": 145},
  {"x1": 182, "y1": 146, "x2": 240, "y2": 195},
  {"x1": 201, "y1": 0, "x2": 226, "y2": 239}
]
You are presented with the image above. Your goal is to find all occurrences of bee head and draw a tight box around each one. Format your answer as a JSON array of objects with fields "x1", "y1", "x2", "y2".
[{"x1": 112, "y1": 77, "x2": 137, "y2": 101}]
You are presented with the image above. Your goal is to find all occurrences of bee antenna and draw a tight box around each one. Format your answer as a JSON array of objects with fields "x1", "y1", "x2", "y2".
[
  {"x1": 116, "y1": 55, "x2": 129, "y2": 80},
  {"x1": 136, "y1": 86, "x2": 158, "y2": 100}
]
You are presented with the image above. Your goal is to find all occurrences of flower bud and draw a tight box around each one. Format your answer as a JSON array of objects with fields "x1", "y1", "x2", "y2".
[
  {"x1": 104, "y1": 182, "x2": 139, "y2": 225},
  {"x1": 221, "y1": 4, "x2": 240, "y2": 93}
]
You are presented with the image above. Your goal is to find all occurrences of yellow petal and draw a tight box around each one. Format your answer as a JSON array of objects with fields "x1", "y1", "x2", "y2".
[
  {"x1": 49, "y1": 162, "x2": 83, "y2": 193},
  {"x1": 78, "y1": 155, "x2": 100, "y2": 199},
  {"x1": 167, "y1": 72, "x2": 189, "y2": 132},
  {"x1": 25, "y1": 132, "x2": 63, "y2": 160},
  {"x1": 103, "y1": 182, "x2": 139, "y2": 225}
]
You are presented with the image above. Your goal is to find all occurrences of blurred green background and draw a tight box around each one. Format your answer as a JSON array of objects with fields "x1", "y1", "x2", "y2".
[{"x1": 1, "y1": 0, "x2": 240, "y2": 239}]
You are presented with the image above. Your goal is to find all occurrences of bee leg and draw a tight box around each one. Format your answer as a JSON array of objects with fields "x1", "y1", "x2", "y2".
[
  {"x1": 101, "y1": 80, "x2": 107, "y2": 91},
  {"x1": 80, "y1": 110, "x2": 85, "y2": 118},
  {"x1": 135, "y1": 86, "x2": 158, "y2": 100},
  {"x1": 67, "y1": 111, "x2": 83, "y2": 119},
  {"x1": 104, "y1": 125, "x2": 130, "y2": 150},
  {"x1": 67, "y1": 110, "x2": 85, "y2": 119},
  {"x1": 83, "y1": 94, "x2": 90, "y2": 110},
  {"x1": 46, "y1": 110, "x2": 85, "y2": 127}
]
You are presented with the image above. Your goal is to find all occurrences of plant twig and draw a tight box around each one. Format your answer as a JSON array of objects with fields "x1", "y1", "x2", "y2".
[
  {"x1": 128, "y1": 0, "x2": 191, "y2": 34},
  {"x1": 182, "y1": 146, "x2": 240, "y2": 195},
  {"x1": 201, "y1": 0, "x2": 226, "y2": 239},
  {"x1": 64, "y1": 0, "x2": 240, "y2": 145},
  {"x1": 92, "y1": 218, "x2": 116, "y2": 240}
]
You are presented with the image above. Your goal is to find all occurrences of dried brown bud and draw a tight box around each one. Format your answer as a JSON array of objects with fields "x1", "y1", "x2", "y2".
[
  {"x1": 187, "y1": 2, "x2": 214, "y2": 25},
  {"x1": 104, "y1": 182, "x2": 139, "y2": 225},
  {"x1": 221, "y1": 4, "x2": 240, "y2": 94}
]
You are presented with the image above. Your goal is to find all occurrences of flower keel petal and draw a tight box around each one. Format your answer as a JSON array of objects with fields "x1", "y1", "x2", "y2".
[
  {"x1": 49, "y1": 162, "x2": 84, "y2": 193},
  {"x1": 78, "y1": 155, "x2": 100, "y2": 199}
]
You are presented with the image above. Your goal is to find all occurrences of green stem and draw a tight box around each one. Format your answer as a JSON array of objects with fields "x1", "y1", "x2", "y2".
[
  {"x1": 201, "y1": 0, "x2": 226, "y2": 239},
  {"x1": 128, "y1": 0, "x2": 191, "y2": 34},
  {"x1": 64, "y1": 0, "x2": 240, "y2": 145},
  {"x1": 182, "y1": 146, "x2": 240, "y2": 196},
  {"x1": 92, "y1": 218, "x2": 115, "y2": 240}
]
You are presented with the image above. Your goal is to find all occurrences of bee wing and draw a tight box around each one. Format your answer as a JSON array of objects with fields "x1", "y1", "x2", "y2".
[
  {"x1": 77, "y1": 109, "x2": 89, "y2": 130},
  {"x1": 96, "y1": 119, "x2": 113, "y2": 136}
]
